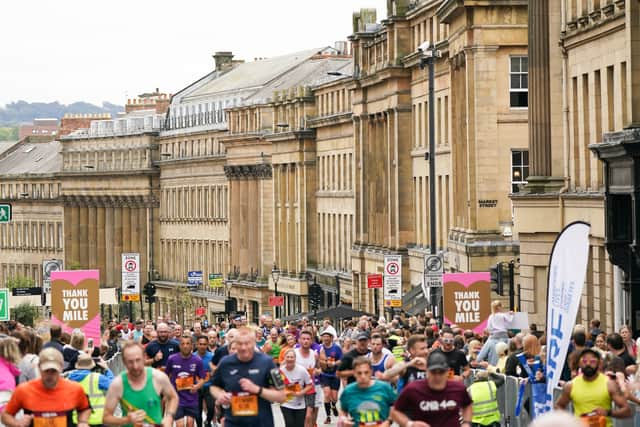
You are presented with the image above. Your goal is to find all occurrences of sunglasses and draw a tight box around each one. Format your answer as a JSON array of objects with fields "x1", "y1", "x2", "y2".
[{"x1": 442, "y1": 338, "x2": 454, "y2": 344}]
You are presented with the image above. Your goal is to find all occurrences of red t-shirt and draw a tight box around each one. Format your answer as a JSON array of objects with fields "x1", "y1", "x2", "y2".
[
  {"x1": 5, "y1": 377, "x2": 91, "y2": 427},
  {"x1": 394, "y1": 379, "x2": 472, "y2": 427}
]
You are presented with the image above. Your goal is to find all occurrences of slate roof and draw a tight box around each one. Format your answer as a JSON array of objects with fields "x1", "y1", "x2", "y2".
[
  {"x1": 183, "y1": 48, "x2": 323, "y2": 100},
  {"x1": 0, "y1": 140, "x2": 62, "y2": 176}
]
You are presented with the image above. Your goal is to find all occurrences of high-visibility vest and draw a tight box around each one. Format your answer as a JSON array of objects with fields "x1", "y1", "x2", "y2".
[
  {"x1": 73, "y1": 373, "x2": 106, "y2": 425},
  {"x1": 468, "y1": 380, "x2": 501, "y2": 426}
]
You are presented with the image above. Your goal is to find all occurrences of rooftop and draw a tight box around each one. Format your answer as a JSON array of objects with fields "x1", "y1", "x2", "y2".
[{"x1": 0, "y1": 140, "x2": 62, "y2": 176}]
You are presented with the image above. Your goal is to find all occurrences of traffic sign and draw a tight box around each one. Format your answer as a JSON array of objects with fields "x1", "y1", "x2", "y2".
[
  {"x1": 188, "y1": 271, "x2": 203, "y2": 286},
  {"x1": 195, "y1": 307, "x2": 206, "y2": 316},
  {"x1": 0, "y1": 204, "x2": 11, "y2": 224},
  {"x1": 367, "y1": 274, "x2": 383, "y2": 289},
  {"x1": 42, "y1": 259, "x2": 63, "y2": 295},
  {"x1": 122, "y1": 253, "x2": 140, "y2": 301},
  {"x1": 269, "y1": 295, "x2": 285, "y2": 307},
  {"x1": 0, "y1": 289, "x2": 8, "y2": 321},
  {"x1": 383, "y1": 255, "x2": 402, "y2": 307},
  {"x1": 208, "y1": 273, "x2": 224, "y2": 288},
  {"x1": 424, "y1": 254, "x2": 444, "y2": 288}
]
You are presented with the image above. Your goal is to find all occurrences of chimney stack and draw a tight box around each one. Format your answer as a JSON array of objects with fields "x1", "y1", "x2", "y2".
[{"x1": 213, "y1": 51, "x2": 234, "y2": 72}]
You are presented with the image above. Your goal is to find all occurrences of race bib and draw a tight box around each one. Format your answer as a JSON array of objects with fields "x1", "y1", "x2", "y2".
[
  {"x1": 285, "y1": 383, "x2": 301, "y2": 401},
  {"x1": 359, "y1": 409, "x2": 382, "y2": 426},
  {"x1": 175, "y1": 376, "x2": 194, "y2": 391},
  {"x1": 231, "y1": 393, "x2": 258, "y2": 416},
  {"x1": 580, "y1": 413, "x2": 606, "y2": 427},
  {"x1": 33, "y1": 412, "x2": 66, "y2": 427}
]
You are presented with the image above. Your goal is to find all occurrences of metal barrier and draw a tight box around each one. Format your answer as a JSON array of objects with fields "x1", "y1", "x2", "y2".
[
  {"x1": 466, "y1": 370, "x2": 640, "y2": 426},
  {"x1": 106, "y1": 352, "x2": 124, "y2": 375}
]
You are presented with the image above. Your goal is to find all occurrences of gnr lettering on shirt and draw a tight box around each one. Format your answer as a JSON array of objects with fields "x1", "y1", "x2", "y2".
[{"x1": 419, "y1": 400, "x2": 459, "y2": 412}]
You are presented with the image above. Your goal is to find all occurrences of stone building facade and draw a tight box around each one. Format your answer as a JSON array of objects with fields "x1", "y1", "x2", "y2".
[{"x1": 513, "y1": 0, "x2": 632, "y2": 330}]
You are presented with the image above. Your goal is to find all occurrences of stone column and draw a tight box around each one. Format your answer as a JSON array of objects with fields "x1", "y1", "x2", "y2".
[
  {"x1": 79, "y1": 206, "x2": 89, "y2": 266},
  {"x1": 528, "y1": 0, "x2": 552, "y2": 177},
  {"x1": 122, "y1": 206, "x2": 131, "y2": 253},
  {"x1": 105, "y1": 207, "x2": 114, "y2": 286},
  {"x1": 96, "y1": 207, "x2": 106, "y2": 283},
  {"x1": 70, "y1": 205, "x2": 80, "y2": 265},
  {"x1": 113, "y1": 206, "x2": 123, "y2": 286},
  {"x1": 88, "y1": 205, "x2": 97, "y2": 268}
]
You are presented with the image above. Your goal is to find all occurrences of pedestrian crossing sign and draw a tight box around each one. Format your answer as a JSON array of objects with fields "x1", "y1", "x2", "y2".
[{"x1": 0, "y1": 204, "x2": 10, "y2": 223}]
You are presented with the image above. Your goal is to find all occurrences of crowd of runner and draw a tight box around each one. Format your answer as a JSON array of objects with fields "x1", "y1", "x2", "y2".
[{"x1": 0, "y1": 300, "x2": 639, "y2": 426}]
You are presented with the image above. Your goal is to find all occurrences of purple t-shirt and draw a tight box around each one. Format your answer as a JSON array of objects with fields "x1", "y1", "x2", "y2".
[{"x1": 166, "y1": 353, "x2": 207, "y2": 408}]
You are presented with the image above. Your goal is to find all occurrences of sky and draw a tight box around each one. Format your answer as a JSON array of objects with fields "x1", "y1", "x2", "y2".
[{"x1": 0, "y1": 0, "x2": 388, "y2": 107}]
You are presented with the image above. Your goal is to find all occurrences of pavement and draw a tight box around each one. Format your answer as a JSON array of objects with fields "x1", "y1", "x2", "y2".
[{"x1": 272, "y1": 404, "x2": 339, "y2": 427}]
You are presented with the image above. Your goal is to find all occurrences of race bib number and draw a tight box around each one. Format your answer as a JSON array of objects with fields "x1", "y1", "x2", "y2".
[
  {"x1": 359, "y1": 409, "x2": 382, "y2": 426},
  {"x1": 580, "y1": 413, "x2": 606, "y2": 427},
  {"x1": 33, "y1": 412, "x2": 66, "y2": 427},
  {"x1": 285, "y1": 383, "x2": 301, "y2": 401},
  {"x1": 231, "y1": 393, "x2": 258, "y2": 416},
  {"x1": 175, "y1": 376, "x2": 194, "y2": 391}
]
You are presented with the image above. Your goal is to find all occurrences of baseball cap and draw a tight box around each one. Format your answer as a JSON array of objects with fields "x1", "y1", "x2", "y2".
[
  {"x1": 356, "y1": 331, "x2": 370, "y2": 341},
  {"x1": 39, "y1": 348, "x2": 64, "y2": 372},
  {"x1": 76, "y1": 353, "x2": 96, "y2": 370},
  {"x1": 427, "y1": 351, "x2": 449, "y2": 371}
]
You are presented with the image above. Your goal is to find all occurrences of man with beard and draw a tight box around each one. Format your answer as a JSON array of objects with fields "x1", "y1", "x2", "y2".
[
  {"x1": 166, "y1": 335, "x2": 208, "y2": 427},
  {"x1": 145, "y1": 322, "x2": 180, "y2": 369},
  {"x1": 391, "y1": 351, "x2": 473, "y2": 427},
  {"x1": 380, "y1": 335, "x2": 427, "y2": 391},
  {"x1": 338, "y1": 332, "x2": 371, "y2": 384},
  {"x1": 555, "y1": 348, "x2": 631, "y2": 424},
  {"x1": 103, "y1": 342, "x2": 179, "y2": 427},
  {"x1": 1, "y1": 348, "x2": 92, "y2": 427},
  {"x1": 433, "y1": 329, "x2": 470, "y2": 381}
]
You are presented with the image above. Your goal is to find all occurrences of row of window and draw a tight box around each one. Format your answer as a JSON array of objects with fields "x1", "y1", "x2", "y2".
[
  {"x1": 0, "y1": 221, "x2": 64, "y2": 251},
  {"x1": 159, "y1": 185, "x2": 228, "y2": 221},
  {"x1": 318, "y1": 212, "x2": 354, "y2": 272},
  {"x1": 160, "y1": 138, "x2": 225, "y2": 159},
  {"x1": 318, "y1": 152, "x2": 353, "y2": 192},
  {"x1": 0, "y1": 264, "x2": 43, "y2": 288},
  {"x1": 570, "y1": 62, "x2": 626, "y2": 191},
  {"x1": 316, "y1": 88, "x2": 351, "y2": 117},
  {"x1": 413, "y1": 95, "x2": 450, "y2": 148},
  {"x1": 0, "y1": 182, "x2": 61, "y2": 200},
  {"x1": 411, "y1": 14, "x2": 448, "y2": 52},
  {"x1": 159, "y1": 239, "x2": 228, "y2": 283},
  {"x1": 63, "y1": 148, "x2": 152, "y2": 171}
]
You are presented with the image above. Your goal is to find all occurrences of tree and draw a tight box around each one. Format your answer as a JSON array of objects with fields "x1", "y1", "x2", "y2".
[
  {"x1": 6, "y1": 276, "x2": 35, "y2": 290},
  {"x1": 12, "y1": 302, "x2": 40, "y2": 327}
]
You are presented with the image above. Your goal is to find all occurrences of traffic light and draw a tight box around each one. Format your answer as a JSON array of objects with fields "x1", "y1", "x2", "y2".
[
  {"x1": 225, "y1": 299, "x2": 237, "y2": 314},
  {"x1": 143, "y1": 282, "x2": 156, "y2": 297},
  {"x1": 489, "y1": 263, "x2": 504, "y2": 296},
  {"x1": 144, "y1": 295, "x2": 156, "y2": 304},
  {"x1": 309, "y1": 283, "x2": 324, "y2": 311}
]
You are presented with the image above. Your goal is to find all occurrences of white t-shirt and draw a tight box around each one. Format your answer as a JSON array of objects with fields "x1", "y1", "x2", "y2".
[{"x1": 281, "y1": 364, "x2": 311, "y2": 410}]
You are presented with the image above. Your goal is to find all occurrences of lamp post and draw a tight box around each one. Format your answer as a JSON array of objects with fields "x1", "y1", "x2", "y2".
[
  {"x1": 224, "y1": 279, "x2": 233, "y2": 320},
  {"x1": 271, "y1": 264, "x2": 280, "y2": 319},
  {"x1": 420, "y1": 41, "x2": 442, "y2": 323}
]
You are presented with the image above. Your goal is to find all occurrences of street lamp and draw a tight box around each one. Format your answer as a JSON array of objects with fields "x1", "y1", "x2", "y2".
[
  {"x1": 419, "y1": 41, "x2": 442, "y2": 323},
  {"x1": 271, "y1": 264, "x2": 280, "y2": 319}
]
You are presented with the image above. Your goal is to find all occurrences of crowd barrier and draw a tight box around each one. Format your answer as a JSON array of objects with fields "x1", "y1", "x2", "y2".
[
  {"x1": 465, "y1": 370, "x2": 640, "y2": 427},
  {"x1": 106, "y1": 352, "x2": 124, "y2": 375}
]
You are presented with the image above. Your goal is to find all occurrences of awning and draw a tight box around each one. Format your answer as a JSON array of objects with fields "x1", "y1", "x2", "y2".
[{"x1": 311, "y1": 304, "x2": 374, "y2": 320}]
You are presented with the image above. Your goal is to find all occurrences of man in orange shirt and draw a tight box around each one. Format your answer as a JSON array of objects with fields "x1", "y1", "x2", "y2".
[{"x1": 1, "y1": 347, "x2": 91, "y2": 427}]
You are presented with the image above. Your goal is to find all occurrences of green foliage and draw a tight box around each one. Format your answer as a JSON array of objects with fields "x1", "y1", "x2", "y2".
[
  {"x1": 0, "y1": 127, "x2": 18, "y2": 141},
  {"x1": 12, "y1": 302, "x2": 40, "y2": 327},
  {"x1": 0, "y1": 100, "x2": 123, "y2": 126},
  {"x1": 6, "y1": 276, "x2": 35, "y2": 290},
  {"x1": 66, "y1": 260, "x2": 82, "y2": 270}
]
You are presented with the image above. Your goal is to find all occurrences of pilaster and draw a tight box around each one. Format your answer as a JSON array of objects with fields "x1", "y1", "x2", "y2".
[{"x1": 528, "y1": 0, "x2": 552, "y2": 176}]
